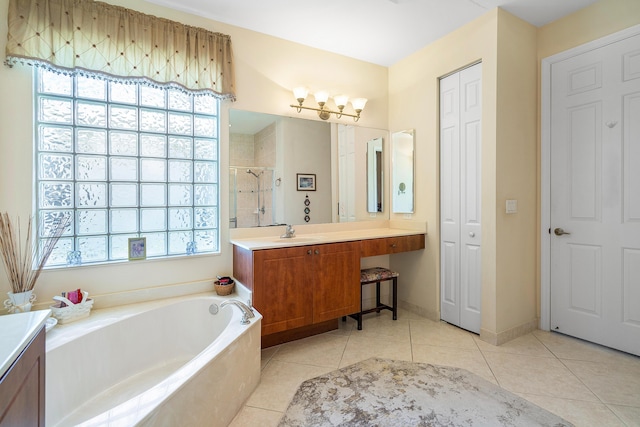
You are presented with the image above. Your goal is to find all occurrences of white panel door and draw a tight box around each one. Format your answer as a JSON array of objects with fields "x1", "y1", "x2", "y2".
[
  {"x1": 440, "y1": 63, "x2": 482, "y2": 334},
  {"x1": 338, "y1": 125, "x2": 356, "y2": 222},
  {"x1": 550, "y1": 33, "x2": 640, "y2": 356}
]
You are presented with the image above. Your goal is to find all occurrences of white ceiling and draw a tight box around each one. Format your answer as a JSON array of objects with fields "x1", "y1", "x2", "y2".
[{"x1": 144, "y1": 0, "x2": 598, "y2": 66}]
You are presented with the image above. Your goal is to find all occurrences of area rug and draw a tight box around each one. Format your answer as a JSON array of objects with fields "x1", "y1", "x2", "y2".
[{"x1": 278, "y1": 358, "x2": 572, "y2": 426}]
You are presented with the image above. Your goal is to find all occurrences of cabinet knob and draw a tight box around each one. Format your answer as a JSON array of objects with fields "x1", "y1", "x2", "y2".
[
  {"x1": 469, "y1": 232, "x2": 475, "y2": 237},
  {"x1": 390, "y1": 243, "x2": 397, "y2": 248},
  {"x1": 307, "y1": 249, "x2": 312, "y2": 255},
  {"x1": 314, "y1": 249, "x2": 320, "y2": 255}
]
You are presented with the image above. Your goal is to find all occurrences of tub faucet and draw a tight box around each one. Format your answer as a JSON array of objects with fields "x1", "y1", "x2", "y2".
[
  {"x1": 281, "y1": 224, "x2": 295, "y2": 238},
  {"x1": 220, "y1": 300, "x2": 255, "y2": 325}
]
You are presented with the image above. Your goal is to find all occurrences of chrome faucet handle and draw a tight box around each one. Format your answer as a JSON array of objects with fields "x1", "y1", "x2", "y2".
[
  {"x1": 281, "y1": 224, "x2": 295, "y2": 238},
  {"x1": 220, "y1": 299, "x2": 255, "y2": 325}
]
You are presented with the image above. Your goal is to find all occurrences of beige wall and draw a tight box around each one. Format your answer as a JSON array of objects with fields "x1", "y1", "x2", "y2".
[
  {"x1": 388, "y1": 9, "x2": 507, "y2": 335},
  {"x1": 0, "y1": 0, "x2": 388, "y2": 308},
  {"x1": 537, "y1": 0, "x2": 640, "y2": 60},
  {"x1": 494, "y1": 11, "x2": 538, "y2": 339},
  {"x1": 389, "y1": 0, "x2": 639, "y2": 342}
]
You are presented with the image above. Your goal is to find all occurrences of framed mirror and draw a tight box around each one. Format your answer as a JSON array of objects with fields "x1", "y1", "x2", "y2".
[
  {"x1": 391, "y1": 129, "x2": 415, "y2": 213},
  {"x1": 367, "y1": 137, "x2": 383, "y2": 213}
]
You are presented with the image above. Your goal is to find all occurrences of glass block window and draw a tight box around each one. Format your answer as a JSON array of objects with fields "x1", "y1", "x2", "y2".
[{"x1": 35, "y1": 69, "x2": 219, "y2": 267}]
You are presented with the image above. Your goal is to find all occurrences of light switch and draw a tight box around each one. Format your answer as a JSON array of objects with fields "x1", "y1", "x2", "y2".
[{"x1": 506, "y1": 199, "x2": 517, "y2": 214}]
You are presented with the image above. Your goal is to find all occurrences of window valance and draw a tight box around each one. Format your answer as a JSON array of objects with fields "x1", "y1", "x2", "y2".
[{"x1": 5, "y1": 0, "x2": 235, "y2": 98}]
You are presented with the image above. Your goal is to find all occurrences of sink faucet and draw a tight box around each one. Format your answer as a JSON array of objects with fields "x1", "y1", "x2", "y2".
[
  {"x1": 220, "y1": 300, "x2": 256, "y2": 325},
  {"x1": 280, "y1": 224, "x2": 295, "y2": 238}
]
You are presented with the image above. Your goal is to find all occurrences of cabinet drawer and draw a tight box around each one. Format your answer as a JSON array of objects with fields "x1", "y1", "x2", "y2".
[{"x1": 360, "y1": 234, "x2": 425, "y2": 257}]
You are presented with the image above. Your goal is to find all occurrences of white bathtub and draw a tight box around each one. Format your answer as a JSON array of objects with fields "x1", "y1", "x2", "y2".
[{"x1": 45, "y1": 294, "x2": 262, "y2": 426}]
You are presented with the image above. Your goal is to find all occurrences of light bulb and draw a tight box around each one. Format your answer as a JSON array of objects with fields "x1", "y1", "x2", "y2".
[
  {"x1": 333, "y1": 94, "x2": 349, "y2": 109},
  {"x1": 351, "y1": 98, "x2": 368, "y2": 111},
  {"x1": 293, "y1": 87, "x2": 308, "y2": 102},
  {"x1": 314, "y1": 90, "x2": 329, "y2": 105}
]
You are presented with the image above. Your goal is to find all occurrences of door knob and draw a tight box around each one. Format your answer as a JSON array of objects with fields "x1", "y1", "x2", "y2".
[{"x1": 554, "y1": 228, "x2": 571, "y2": 236}]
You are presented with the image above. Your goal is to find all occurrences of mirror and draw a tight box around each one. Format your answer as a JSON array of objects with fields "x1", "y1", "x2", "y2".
[
  {"x1": 391, "y1": 129, "x2": 415, "y2": 213},
  {"x1": 229, "y1": 110, "x2": 389, "y2": 227},
  {"x1": 367, "y1": 138, "x2": 383, "y2": 213}
]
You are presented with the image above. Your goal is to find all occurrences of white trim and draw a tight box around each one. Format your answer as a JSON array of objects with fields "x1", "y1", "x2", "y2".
[{"x1": 540, "y1": 24, "x2": 640, "y2": 332}]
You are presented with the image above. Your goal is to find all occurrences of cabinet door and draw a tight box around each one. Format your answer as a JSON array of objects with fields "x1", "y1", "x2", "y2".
[
  {"x1": 0, "y1": 328, "x2": 45, "y2": 427},
  {"x1": 254, "y1": 246, "x2": 314, "y2": 335},
  {"x1": 312, "y1": 241, "x2": 360, "y2": 323}
]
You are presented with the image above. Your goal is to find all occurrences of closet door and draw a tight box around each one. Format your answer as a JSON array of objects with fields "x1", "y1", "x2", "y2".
[{"x1": 440, "y1": 63, "x2": 482, "y2": 334}]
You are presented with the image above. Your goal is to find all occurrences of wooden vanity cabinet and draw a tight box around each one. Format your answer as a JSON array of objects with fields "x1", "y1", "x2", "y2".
[
  {"x1": 252, "y1": 245, "x2": 314, "y2": 335},
  {"x1": 0, "y1": 327, "x2": 45, "y2": 427},
  {"x1": 236, "y1": 241, "x2": 360, "y2": 338},
  {"x1": 360, "y1": 234, "x2": 425, "y2": 257}
]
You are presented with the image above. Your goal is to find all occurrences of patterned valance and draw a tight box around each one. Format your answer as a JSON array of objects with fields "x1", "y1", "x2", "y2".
[{"x1": 5, "y1": 0, "x2": 235, "y2": 98}]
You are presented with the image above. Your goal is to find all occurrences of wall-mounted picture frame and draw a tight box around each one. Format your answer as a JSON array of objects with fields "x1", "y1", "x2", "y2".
[
  {"x1": 128, "y1": 237, "x2": 147, "y2": 261},
  {"x1": 297, "y1": 173, "x2": 316, "y2": 191}
]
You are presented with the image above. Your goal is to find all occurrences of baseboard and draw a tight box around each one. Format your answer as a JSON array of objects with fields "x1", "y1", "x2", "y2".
[
  {"x1": 398, "y1": 299, "x2": 439, "y2": 322},
  {"x1": 480, "y1": 318, "x2": 538, "y2": 346},
  {"x1": 261, "y1": 320, "x2": 338, "y2": 348}
]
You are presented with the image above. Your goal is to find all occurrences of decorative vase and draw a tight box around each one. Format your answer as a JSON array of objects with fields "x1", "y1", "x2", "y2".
[{"x1": 4, "y1": 290, "x2": 36, "y2": 313}]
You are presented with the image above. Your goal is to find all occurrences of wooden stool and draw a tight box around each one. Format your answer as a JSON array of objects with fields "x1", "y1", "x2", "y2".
[{"x1": 343, "y1": 267, "x2": 399, "y2": 330}]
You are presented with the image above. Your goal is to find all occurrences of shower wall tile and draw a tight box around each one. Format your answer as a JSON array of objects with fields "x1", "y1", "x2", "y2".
[
  {"x1": 255, "y1": 124, "x2": 276, "y2": 167},
  {"x1": 230, "y1": 133, "x2": 255, "y2": 166}
]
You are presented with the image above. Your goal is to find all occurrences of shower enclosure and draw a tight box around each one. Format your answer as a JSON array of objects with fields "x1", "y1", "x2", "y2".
[{"x1": 229, "y1": 167, "x2": 275, "y2": 227}]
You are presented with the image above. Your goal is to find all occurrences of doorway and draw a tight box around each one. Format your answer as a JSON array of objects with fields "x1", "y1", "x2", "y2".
[
  {"x1": 541, "y1": 25, "x2": 640, "y2": 356},
  {"x1": 439, "y1": 62, "x2": 482, "y2": 334}
]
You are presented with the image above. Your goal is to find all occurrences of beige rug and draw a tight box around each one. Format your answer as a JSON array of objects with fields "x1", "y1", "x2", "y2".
[{"x1": 279, "y1": 358, "x2": 572, "y2": 426}]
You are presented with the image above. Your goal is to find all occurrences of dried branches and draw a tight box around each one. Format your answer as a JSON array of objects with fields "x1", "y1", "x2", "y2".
[{"x1": 0, "y1": 212, "x2": 70, "y2": 294}]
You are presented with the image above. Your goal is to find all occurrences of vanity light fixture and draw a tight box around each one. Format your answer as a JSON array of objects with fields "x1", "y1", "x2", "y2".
[{"x1": 290, "y1": 87, "x2": 367, "y2": 122}]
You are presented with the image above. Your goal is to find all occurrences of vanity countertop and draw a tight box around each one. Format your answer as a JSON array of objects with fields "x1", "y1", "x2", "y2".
[
  {"x1": 0, "y1": 309, "x2": 50, "y2": 379},
  {"x1": 230, "y1": 226, "x2": 426, "y2": 251}
]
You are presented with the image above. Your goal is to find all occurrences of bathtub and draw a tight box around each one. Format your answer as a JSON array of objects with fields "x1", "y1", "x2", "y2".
[{"x1": 45, "y1": 293, "x2": 262, "y2": 426}]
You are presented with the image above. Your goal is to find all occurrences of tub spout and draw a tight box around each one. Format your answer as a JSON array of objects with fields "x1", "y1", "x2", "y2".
[{"x1": 220, "y1": 300, "x2": 255, "y2": 325}]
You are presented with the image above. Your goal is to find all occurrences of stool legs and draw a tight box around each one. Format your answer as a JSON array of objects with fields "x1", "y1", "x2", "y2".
[
  {"x1": 392, "y1": 277, "x2": 398, "y2": 320},
  {"x1": 346, "y1": 278, "x2": 398, "y2": 330},
  {"x1": 357, "y1": 290, "x2": 363, "y2": 330}
]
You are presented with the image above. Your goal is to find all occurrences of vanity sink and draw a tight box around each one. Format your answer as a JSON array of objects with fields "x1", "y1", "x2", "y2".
[{"x1": 271, "y1": 236, "x2": 324, "y2": 244}]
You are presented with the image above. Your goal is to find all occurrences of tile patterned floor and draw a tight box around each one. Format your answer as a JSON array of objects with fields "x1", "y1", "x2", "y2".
[{"x1": 229, "y1": 310, "x2": 640, "y2": 427}]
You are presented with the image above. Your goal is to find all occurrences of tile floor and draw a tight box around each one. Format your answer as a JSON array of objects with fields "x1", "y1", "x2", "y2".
[{"x1": 229, "y1": 309, "x2": 640, "y2": 427}]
